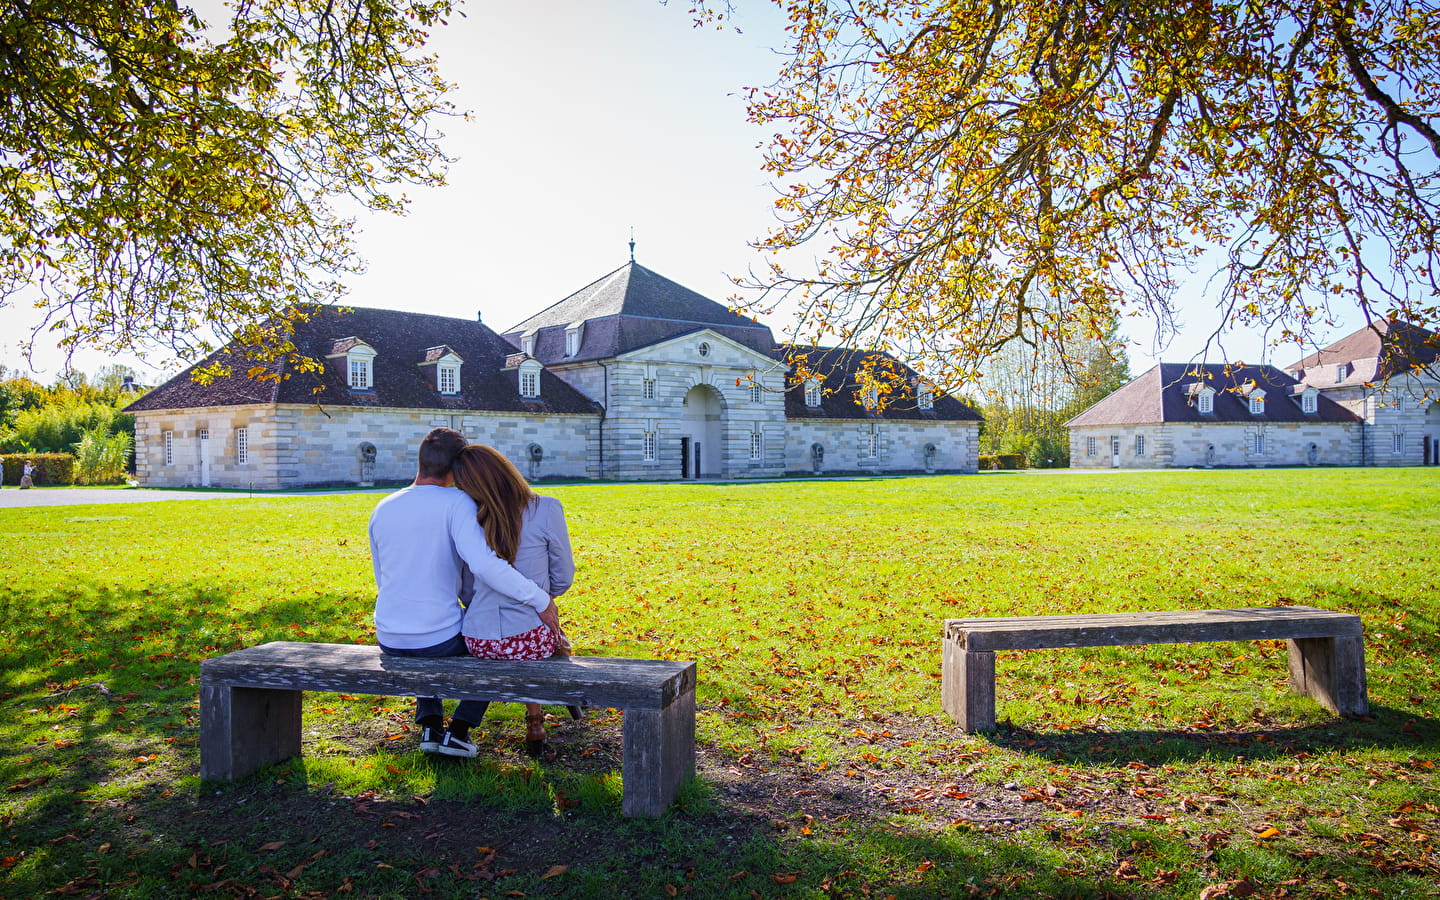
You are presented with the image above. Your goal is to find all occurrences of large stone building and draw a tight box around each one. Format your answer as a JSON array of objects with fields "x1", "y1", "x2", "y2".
[
  {"x1": 126, "y1": 261, "x2": 981, "y2": 488},
  {"x1": 1067, "y1": 321, "x2": 1440, "y2": 468},
  {"x1": 1283, "y1": 320, "x2": 1440, "y2": 466}
]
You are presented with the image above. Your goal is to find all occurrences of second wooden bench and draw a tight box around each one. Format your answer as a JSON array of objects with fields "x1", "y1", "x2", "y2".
[{"x1": 941, "y1": 606, "x2": 1368, "y2": 731}]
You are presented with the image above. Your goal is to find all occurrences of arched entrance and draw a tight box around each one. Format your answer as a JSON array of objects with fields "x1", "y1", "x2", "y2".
[
  {"x1": 1426, "y1": 401, "x2": 1440, "y2": 466},
  {"x1": 681, "y1": 384, "x2": 726, "y2": 478}
]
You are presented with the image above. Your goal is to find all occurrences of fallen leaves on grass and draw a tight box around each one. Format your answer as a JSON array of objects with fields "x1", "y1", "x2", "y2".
[{"x1": 1199, "y1": 879, "x2": 1255, "y2": 899}]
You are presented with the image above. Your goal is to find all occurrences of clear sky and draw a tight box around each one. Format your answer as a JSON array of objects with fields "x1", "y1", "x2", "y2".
[{"x1": 0, "y1": 0, "x2": 1370, "y2": 385}]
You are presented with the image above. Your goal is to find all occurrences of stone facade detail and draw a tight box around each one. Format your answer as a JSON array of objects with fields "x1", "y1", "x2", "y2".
[
  {"x1": 133, "y1": 404, "x2": 598, "y2": 489},
  {"x1": 1069, "y1": 423, "x2": 1361, "y2": 469}
]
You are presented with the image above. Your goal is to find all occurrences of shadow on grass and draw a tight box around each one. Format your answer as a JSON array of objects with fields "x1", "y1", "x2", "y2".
[{"x1": 986, "y1": 705, "x2": 1440, "y2": 765}]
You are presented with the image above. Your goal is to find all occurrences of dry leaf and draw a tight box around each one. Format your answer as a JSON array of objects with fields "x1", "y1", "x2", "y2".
[
  {"x1": 258, "y1": 841, "x2": 286, "y2": 851},
  {"x1": 541, "y1": 865, "x2": 568, "y2": 880}
]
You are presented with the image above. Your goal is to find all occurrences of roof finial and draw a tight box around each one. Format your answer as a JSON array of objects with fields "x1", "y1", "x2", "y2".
[{"x1": 628, "y1": 226, "x2": 636, "y2": 263}]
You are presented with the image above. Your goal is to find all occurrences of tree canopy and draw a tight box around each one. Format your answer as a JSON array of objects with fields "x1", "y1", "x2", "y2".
[
  {"x1": 0, "y1": 0, "x2": 457, "y2": 368},
  {"x1": 733, "y1": 0, "x2": 1440, "y2": 389}
]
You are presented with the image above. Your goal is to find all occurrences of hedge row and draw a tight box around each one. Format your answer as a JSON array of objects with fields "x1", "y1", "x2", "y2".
[
  {"x1": 1, "y1": 453, "x2": 76, "y2": 486},
  {"x1": 979, "y1": 454, "x2": 1027, "y2": 471}
]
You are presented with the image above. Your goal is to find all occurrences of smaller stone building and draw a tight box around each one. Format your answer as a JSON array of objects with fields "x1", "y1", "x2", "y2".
[{"x1": 1066, "y1": 363, "x2": 1363, "y2": 469}]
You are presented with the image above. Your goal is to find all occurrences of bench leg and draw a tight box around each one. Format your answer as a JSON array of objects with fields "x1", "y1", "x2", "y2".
[
  {"x1": 1286, "y1": 636, "x2": 1370, "y2": 718},
  {"x1": 942, "y1": 637, "x2": 996, "y2": 732},
  {"x1": 200, "y1": 684, "x2": 303, "y2": 782},
  {"x1": 620, "y1": 690, "x2": 696, "y2": 817}
]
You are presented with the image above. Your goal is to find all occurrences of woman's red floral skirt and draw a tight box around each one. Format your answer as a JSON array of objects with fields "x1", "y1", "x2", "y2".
[{"x1": 465, "y1": 623, "x2": 558, "y2": 660}]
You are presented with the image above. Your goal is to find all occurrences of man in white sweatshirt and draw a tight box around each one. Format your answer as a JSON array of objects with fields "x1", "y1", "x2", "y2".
[{"x1": 369, "y1": 428, "x2": 559, "y2": 757}]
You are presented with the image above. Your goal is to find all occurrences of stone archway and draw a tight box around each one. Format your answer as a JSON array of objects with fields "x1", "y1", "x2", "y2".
[{"x1": 681, "y1": 383, "x2": 726, "y2": 478}]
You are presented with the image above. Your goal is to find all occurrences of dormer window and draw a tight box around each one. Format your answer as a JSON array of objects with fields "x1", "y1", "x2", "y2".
[
  {"x1": 327, "y1": 338, "x2": 377, "y2": 391},
  {"x1": 349, "y1": 357, "x2": 371, "y2": 390},
  {"x1": 518, "y1": 359, "x2": 542, "y2": 398},
  {"x1": 803, "y1": 378, "x2": 822, "y2": 408},
  {"x1": 1248, "y1": 389, "x2": 1266, "y2": 415},
  {"x1": 916, "y1": 380, "x2": 934, "y2": 410},
  {"x1": 862, "y1": 383, "x2": 880, "y2": 411},
  {"x1": 521, "y1": 333, "x2": 536, "y2": 357},
  {"x1": 438, "y1": 363, "x2": 458, "y2": 394},
  {"x1": 1197, "y1": 388, "x2": 1214, "y2": 415},
  {"x1": 1335, "y1": 363, "x2": 1348, "y2": 383},
  {"x1": 564, "y1": 323, "x2": 584, "y2": 357},
  {"x1": 1300, "y1": 388, "x2": 1318, "y2": 415},
  {"x1": 418, "y1": 346, "x2": 464, "y2": 395}
]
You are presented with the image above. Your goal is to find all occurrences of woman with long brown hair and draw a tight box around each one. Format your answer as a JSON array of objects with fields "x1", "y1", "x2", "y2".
[{"x1": 452, "y1": 444, "x2": 575, "y2": 754}]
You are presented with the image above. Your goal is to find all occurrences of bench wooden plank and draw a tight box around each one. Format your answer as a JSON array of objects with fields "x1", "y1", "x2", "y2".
[
  {"x1": 201, "y1": 642, "x2": 694, "y2": 711},
  {"x1": 199, "y1": 642, "x2": 697, "y2": 817},
  {"x1": 946, "y1": 606, "x2": 1361, "y2": 652},
  {"x1": 941, "y1": 607, "x2": 1369, "y2": 731}
]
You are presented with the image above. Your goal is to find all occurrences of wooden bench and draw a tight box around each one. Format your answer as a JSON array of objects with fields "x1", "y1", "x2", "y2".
[
  {"x1": 200, "y1": 642, "x2": 697, "y2": 817},
  {"x1": 941, "y1": 606, "x2": 1368, "y2": 731}
]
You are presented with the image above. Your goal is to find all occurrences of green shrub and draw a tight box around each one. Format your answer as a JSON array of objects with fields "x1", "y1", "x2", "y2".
[
  {"x1": 2, "y1": 398, "x2": 133, "y2": 454},
  {"x1": 73, "y1": 428, "x2": 133, "y2": 484},
  {"x1": 1, "y1": 452, "x2": 74, "y2": 485}
]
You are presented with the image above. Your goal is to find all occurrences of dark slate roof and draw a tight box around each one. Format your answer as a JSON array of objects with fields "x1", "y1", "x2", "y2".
[
  {"x1": 125, "y1": 306, "x2": 601, "y2": 415},
  {"x1": 1066, "y1": 364, "x2": 1362, "y2": 427},
  {"x1": 773, "y1": 345, "x2": 983, "y2": 422},
  {"x1": 504, "y1": 262, "x2": 776, "y2": 362},
  {"x1": 1286, "y1": 320, "x2": 1440, "y2": 385}
]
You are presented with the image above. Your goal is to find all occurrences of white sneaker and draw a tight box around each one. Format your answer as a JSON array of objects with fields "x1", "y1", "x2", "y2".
[
  {"x1": 419, "y1": 725, "x2": 443, "y2": 754},
  {"x1": 437, "y1": 730, "x2": 478, "y2": 758}
]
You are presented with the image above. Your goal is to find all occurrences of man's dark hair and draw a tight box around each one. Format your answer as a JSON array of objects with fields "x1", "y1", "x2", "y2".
[{"x1": 418, "y1": 428, "x2": 467, "y2": 479}]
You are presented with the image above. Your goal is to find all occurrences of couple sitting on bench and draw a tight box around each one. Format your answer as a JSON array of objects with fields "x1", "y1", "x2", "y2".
[{"x1": 369, "y1": 428, "x2": 575, "y2": 758}]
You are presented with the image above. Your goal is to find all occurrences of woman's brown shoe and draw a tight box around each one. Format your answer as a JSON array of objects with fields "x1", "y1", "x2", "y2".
[{"x1": 524, "y1": 709, "x2": 547, "y2": 757}]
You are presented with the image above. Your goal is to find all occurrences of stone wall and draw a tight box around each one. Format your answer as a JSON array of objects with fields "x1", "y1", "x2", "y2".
[
  {"x1": 134, "y1": 405, "x2": 598, "y2": 489},
  {"x1": 1320, "y1": 373, "x2": 1440, "y2": 466},
  {"x1": 1069, "y1": 422, "x2": 1361, "y2": 469},
  {"x1": 785, "y1": 418, "x2": 980, "y2": 475}
]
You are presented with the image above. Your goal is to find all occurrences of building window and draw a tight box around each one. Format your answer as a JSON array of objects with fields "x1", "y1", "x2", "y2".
[
  {"x1": 521, "y1": 334, "x2": 535, "y2": 356},
  {"x1": 642, "y1": 378, "x2": 656, "y2": 400},
  {"x1": 750, "y1": 430, "x2": 762, "y2": 460},
  {"x1": 867, "y1": 425, "x2": 880, "y2": 458},
  {"x1": 643, "y1": 431, "x2": 657, "y2": 462},
  {"x1": 1254, "y1": 432, "x2": 1266, "y2": 455},
  {"x1": 1301, "y1": 391, "x2": 1317, "y2": 414},
  {"x1": 1393, "y1": 431, "x2": 1405, "y2": 454},
  {"x1": 1086, "y1": 436, "x2": 1096, "y2": 457},
  {"x1": 198, "y1": 427, "x2": 209, "y2": 441},
  {"x1": 916, "y1": 382, "x2": 934, "y2": 410},
  {"x1": 1136, "y1": 435, "x2": 1145, "y2": 457},
  {"x1": 1197, "y1": 391, "x2": 1214, "y2": 415},
  {"x1": 749, "y1": 383, "x2": 762, "y2": 403},
  {"x1": 236, "y1": 427, "x2": 248, "y2": 465},
  {"x1": 803, "y1": 378, "x2": 822, "y2": 408},
  {"x1": 348, "y1": 357, "x2": 371, "y2": 390},
  {"x1": 1248, "y1": 389, "x2": 1266, "y2": 415},
  {"x1": 437, "y1": 364, "x2": 458, "y2": 395},
  {"x1": 163, "y1": 430, "x2": 174, "y2": 466},
  {"x1": 1335, "y1": 364, "x2": 1347, "y2": 383},
  {"x1": 518, "y1": 360, "x2": 542, "y2": 399},
  {"x1": 697, "y1": 341, "x2": 711, "y2": 358}
]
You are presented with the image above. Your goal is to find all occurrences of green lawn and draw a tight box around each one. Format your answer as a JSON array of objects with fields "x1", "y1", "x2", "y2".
[{"x1": 1, "y1": 468, "x2": 1437, "y2": 898}]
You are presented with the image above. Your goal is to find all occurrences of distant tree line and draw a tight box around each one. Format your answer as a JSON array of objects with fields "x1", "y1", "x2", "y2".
[
  {"x1": 0, "y1": 366, "x2": 146, "y2": 484},
  {"x1": 973, "y1": 320, "x2": 1130, "y2": 468}
]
